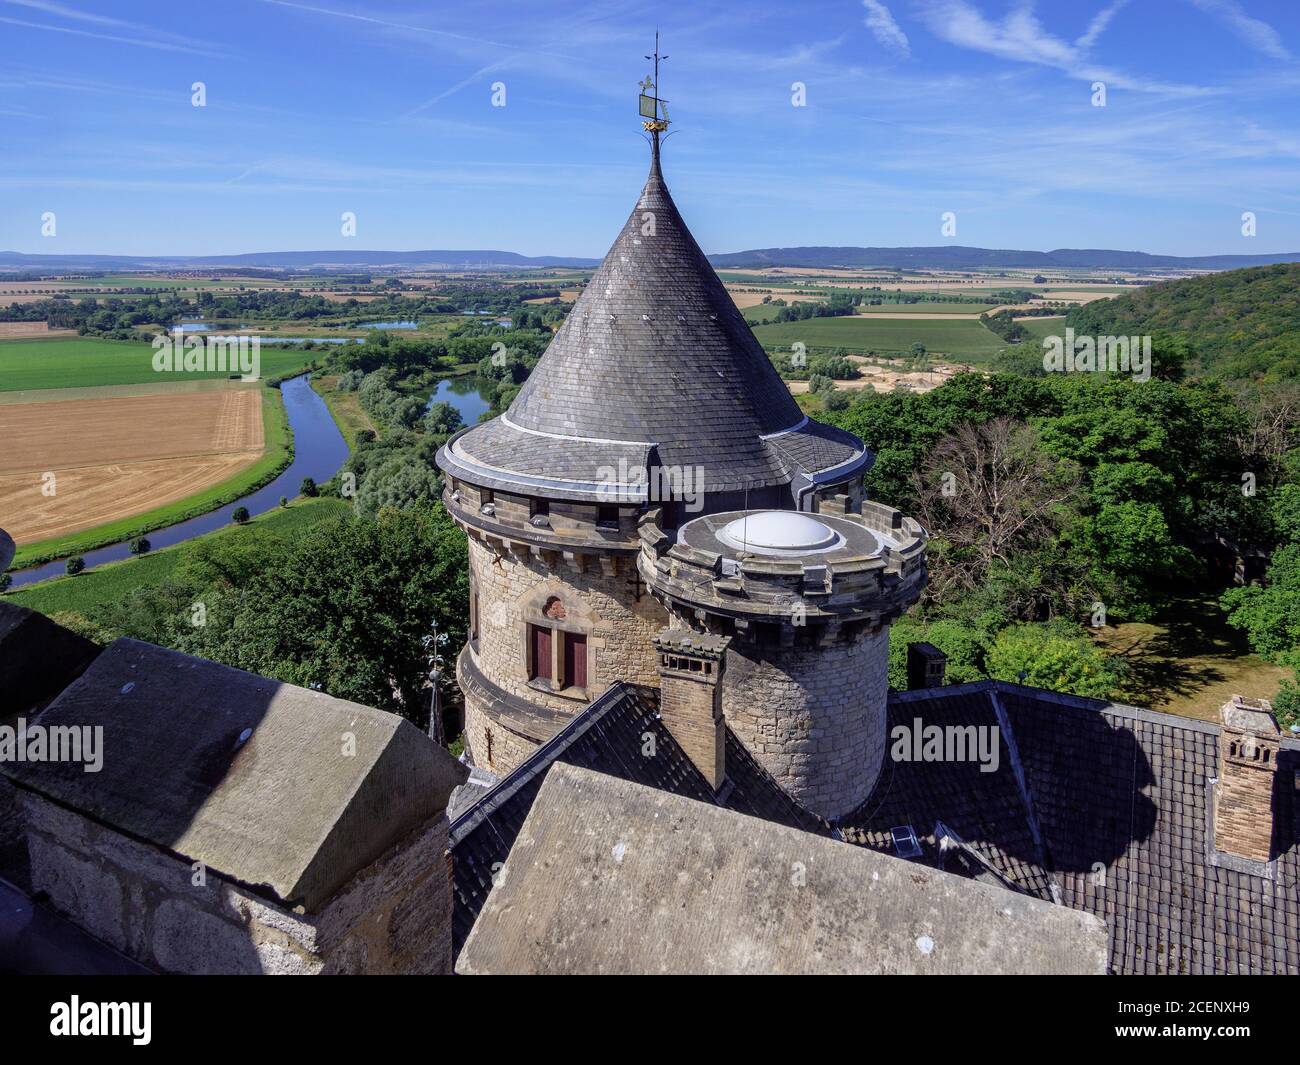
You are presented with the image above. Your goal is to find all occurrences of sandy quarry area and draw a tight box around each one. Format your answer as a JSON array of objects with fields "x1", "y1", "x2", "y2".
[
  {"x1": 788, "y1": 358, "x2": 970, "y2": 397},
  {"x1": 0, "y1": 387, "x2": 264, "y2": 544}
]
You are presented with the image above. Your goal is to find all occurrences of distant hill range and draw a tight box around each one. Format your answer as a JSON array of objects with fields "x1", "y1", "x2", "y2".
[
  {"x1": 3, "y1": 245, "x2": 1299, "y2": 274},
  {"x1": 708, "y1": 246, "x2": 1300, "y2": 271},
  {"x1": 0, "y1": 249, "x2": 602, "y2": 272}
]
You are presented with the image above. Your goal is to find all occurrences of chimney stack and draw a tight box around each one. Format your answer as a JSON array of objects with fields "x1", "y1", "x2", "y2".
[
  {"x1": 654, "y1": 630, "x2": 729, "y2": 790},
  {"x1": 1214, "y1": 695, "x2": 1281, "y2": 864},
  {"x1": 907, "y1": 642, "x2": 947, "y2": 690}
]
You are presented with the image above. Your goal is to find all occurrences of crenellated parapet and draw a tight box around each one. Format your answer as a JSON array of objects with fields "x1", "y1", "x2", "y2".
[{"x1": 638, "y1": 502, "x2": 927, "y2": 640}]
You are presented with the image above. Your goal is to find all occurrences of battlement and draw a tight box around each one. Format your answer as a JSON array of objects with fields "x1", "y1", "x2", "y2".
[{"x1": 638, "y1": 504, "x2": 926, "y2": 634}]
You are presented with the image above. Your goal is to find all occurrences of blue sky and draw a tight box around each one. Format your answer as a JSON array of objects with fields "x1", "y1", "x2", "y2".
[{"x1": 2, "y1": 0, "x2": 1299, "y2": 257}]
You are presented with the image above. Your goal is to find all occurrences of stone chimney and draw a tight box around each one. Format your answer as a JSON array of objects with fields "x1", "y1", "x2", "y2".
[
  {"x1": 653, "y1": 629, "x2": 729, "y2": 790},
  {"x1": 1214, "y1": 695, "x2": 1281, "y2": 864},
  {"x1": 907, "y1": 642, "x2": 947, "y2": 690}
]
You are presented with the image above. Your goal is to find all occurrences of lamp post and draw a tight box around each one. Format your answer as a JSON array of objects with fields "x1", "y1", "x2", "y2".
[{"x1": 423, "y1": 625, "x2": 450, "y2": 746}]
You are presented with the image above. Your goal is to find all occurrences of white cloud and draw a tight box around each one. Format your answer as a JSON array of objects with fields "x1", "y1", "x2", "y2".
[
  {"x1": 863, "y1": 0, "x2": 910, "y2": 56},
  {"x1": 1076, "y1": 0, "x2": 1131, "y2": 49},
  {"x1": 0, "y1": 0, "x2": 229, "y2": 56},
  {"x1": 1188, "y1": 0, "x2": 1290, "y2": 60},
  {"x1": 912, "y1": 0, "x2": 1214, "y2": 95}
]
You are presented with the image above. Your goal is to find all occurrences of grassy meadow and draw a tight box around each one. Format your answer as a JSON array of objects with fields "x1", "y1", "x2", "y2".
[
  {"x1": 9, "y1": 496, "x2": 352, "y2": 617},
  {"x1": 0, "y1": 336, "x2": 317, "y2": 392},
  {"x1": 1016, "y1": 317, "x2": 1069, "y2": 343},
  {"x1": 312, "y1": 374, "x2": 375, "y2": 443}
]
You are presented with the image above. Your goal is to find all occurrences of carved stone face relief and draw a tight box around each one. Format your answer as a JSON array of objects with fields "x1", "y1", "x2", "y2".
[{"x1": 543, "y1": 596, "x2": 567, "y2": 620}]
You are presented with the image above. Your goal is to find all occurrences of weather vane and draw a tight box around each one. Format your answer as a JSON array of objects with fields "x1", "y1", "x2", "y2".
[{"x1": 639, "y1": 30, "x2": 669, "y2": 134}]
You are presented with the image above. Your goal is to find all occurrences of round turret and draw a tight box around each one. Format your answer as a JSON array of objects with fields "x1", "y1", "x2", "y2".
[
  {"x1": 435, "y1": 146, "x2": 917, "y2": 785},
  {"x1": 639, "y1": 501, "x2": 927, "y2": 818}
]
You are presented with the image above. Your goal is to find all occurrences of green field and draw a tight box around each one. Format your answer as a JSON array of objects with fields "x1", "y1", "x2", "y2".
[
  {"x1": 741, "y1": 303, "x2": 793, "y2": 323},
  {"x1": 751, "y1": 316, "x2": 1008, "y2": 359},
  {"x1": 11, "y1": 384, "x2": 294, "y2": 568},
  {"x1": 28, "y1": 275, "x2": 293, "y2": 292},
  {"x1": 8, "y1": 496, "x2": 352, "y2": 617},
  {"x1": 1017, "y1": 317, "x2": 1069, "y2": 342},
  {"x1": 312, "y1": 374, "x2": 374, "y2": 445},
  {"x1": 0, "y1": 336, "x2": 317, "y2": 392}
]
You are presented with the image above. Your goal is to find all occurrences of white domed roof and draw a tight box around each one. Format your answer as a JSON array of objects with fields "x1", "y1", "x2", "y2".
[{"x1": 718, "y1": 511, "x2": 844, "y2": 556}]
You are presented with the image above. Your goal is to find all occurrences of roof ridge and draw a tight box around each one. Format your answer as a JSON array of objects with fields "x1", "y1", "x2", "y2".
[
  {"x1": 448, "y1": 681, "x2": 644, "y2": 841},
  {"x1": 892, "y1": 679, "x2": 1288, "y2": 744}
]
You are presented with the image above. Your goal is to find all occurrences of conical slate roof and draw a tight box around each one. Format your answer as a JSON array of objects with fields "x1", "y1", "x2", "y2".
[{"x1": 438, "y1": 147, "x2": 868, "y2": 503}]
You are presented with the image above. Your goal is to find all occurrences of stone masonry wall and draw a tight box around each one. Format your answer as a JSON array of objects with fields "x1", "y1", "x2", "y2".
[
  {"x1": 462, "y1": 699, "x2": 541, "y2": 777},
  {"x1": 463, "y1": 535, "x2": 667, "y2": 773},
  {"x1": 721, "y1": 625, "x2": 890, "y2": 820},
  {"x1": 20, "y1": 792, "x2": 453, "y2": 974}
]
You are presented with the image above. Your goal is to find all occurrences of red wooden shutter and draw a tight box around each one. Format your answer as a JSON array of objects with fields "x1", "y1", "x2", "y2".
[
  {"x1": 532, "y1": 625, "x2": 552, "y2": 680},
  {"x1": 565, "y1": 632, "x2": 587, "y2": 689}
]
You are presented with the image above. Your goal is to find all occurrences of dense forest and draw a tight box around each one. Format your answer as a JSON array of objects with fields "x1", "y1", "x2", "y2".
[
  {"x1": 817, "y1": 260, "x2": 1300, "y2": 720},
  {"x1": 1065, "y1": 263, "x2": 1300, "y2": 381},
  {"x1": 821, "y1": 368, "x2": 1299, "y2": 721}
]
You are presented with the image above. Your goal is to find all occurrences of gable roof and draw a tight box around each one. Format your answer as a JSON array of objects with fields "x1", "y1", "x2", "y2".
[
  {"x1": 455, "y1": 763, "x2": 1109, "y2": 975},
  {"x1": 2, "y1": 638, "x2": 467, "y2": 913},
  {"x1": 452, "y1": 677, "x2": 1300, "y2": 974},
  {"x1": 437, "y1": 150, "x2": 868, "y2": 502},
  {"x1": 449, "y1": 681, "x2": 823, "y2": 956}
]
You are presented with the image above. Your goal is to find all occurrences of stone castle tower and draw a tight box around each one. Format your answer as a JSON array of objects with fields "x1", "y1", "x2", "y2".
[{"x1": 436, "y1": 125, "x2": 926, "y2": 819}]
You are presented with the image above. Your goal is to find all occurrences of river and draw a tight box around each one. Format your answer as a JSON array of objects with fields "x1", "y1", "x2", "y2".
[{"x1": 8, "y1": 374, "x2": 348, "y2": 588}]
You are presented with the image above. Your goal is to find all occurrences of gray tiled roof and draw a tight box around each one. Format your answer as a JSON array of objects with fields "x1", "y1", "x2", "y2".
[
  {"x1": 844, "y1": 682, "x2": 1300, "y2": 975},
  {"x1": 447, "y1": 417, "x2": 653, "y2": 502},
  {"x1": 438, "y1": 150, "x2": 868, "y2": 500},
  {"x1": 448, "y1": 681, "x2": 826, "y2": 957},
  {"x1": 451, "y1": 677, "x2": 1300, "y2": 975}
]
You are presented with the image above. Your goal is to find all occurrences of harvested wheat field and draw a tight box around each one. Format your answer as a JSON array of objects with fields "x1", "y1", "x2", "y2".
[
  {"x1": 0, "y1": 388, "x2": 264, "y2": 543},
  {"x1": 0, "y1": 322, "x2": 77, "y2": 339}
]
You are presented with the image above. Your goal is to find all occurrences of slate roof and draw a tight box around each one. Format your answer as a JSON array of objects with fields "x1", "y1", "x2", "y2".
[
  {"x1": 846, "y1": 682, "x2": 1300, "y2": 975},
  {"x1": 436, "y1": 148, "x2": 869, "y2": 502},
  {"x1": 0, "y1": 601, "x2": 100, "y2": 724},
  {"x1": 451, "y1": 678, "x2": 1300, "y2": 974},
  {"x1": 448, "y1": 681, "x2": 825, "y2": 957}
]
